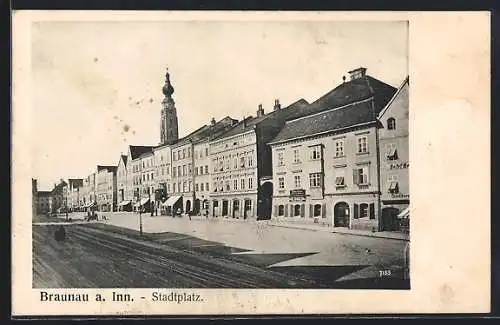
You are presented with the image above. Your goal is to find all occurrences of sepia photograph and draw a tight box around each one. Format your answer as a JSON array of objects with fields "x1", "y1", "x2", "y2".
[
  {"x1": 12, "y1": 10, "x2": 490, "y2": 316},
  {"x1": 30, "y1": 19, "x2": 410, "y2": 290}
]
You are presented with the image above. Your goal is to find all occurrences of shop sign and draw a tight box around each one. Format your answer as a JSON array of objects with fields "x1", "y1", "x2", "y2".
[
  {"x1": 389, "y1": 162, "x2": 409, "y2": 170},
  {"x1": 290, "y1": 189, "x2": 306, "y2": 197},
  {"x1": 391, "y1": 193, "x2": 409, "y2": 199}
]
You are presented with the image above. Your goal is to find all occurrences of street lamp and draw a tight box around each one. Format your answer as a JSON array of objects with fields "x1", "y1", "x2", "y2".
[{"x1": 136, "y1": 189, "x2": 143, "y2": 237}]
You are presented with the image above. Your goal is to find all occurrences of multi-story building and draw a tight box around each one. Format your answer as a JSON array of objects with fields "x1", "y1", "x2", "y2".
[
  {"x1": 67, "y1": 178, "x2": 83, "y2": 212},
  {"x1": 51, "y1": 180, "x2": 67, "y2": 213},
  {"x1": 116, "y1": 154, "x2": 131, "y2": 211},
  {"x1": 126, "y1": 145, "x2": 155, "y2": 212},
  {"x1": 37, "y1": 191, "x2": 52, "y2": 214},
  {"x1": 139, "y1": 151, "x2": 156, "y2": 213},
  {"x1": 378, "y1": 76, "x2": 409, "y2": 230},
  {"x1": 208, "y1": 97, "x2": 314, "y2": 220},
  {"x1": 153, "y1": 143, "x2": 172, "y2": 213},
  {"x1": 268, "y1": 68, "x2": 397, "y2": 231},
  {"x1": 96, "y1": 165, "x2": 117, "y2": 212},
  {"x1": 82, "y1": 172, "x2": 97, "y2": 210}
]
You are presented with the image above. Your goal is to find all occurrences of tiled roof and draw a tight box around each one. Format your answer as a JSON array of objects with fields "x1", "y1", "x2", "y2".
[
  {"x1": 129, "y1": 145, "x2": 155, "y2": 160},
  {"x1": 211, "y1": 99, "x2": 310, "y2": 141},
  {"x1": 269, "y1": 99, "x2": 377, "y2": 144},
  {"x1": 175, "y1": 116, "x2": 239, "y2": 145},
  {"x1": 306, "y1": 75, "x2": 396, "y2": 115}
]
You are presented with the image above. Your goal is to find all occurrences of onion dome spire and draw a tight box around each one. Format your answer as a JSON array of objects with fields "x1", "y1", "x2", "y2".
[{"x1": 162, "y1": 67, "x2": 174, "y2": 97}]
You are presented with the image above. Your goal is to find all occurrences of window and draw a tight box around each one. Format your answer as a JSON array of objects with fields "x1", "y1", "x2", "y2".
[
  {"x1": 173, "y1": 168, "x2": 177, "y2": 177},
  {"x1": 173, "y1": 152, "x2": 177, "y2": 161},
  {"x1": 187, "y1": 148, "x2": 191, "y2": 158},
  {"x1": 357, "y1": 136, "x2": 368, "y2": 154},
  {"x1": 183, "y1": 165, "x2": 187, "y2": 176},
  {"x1": 388, "y1": 175, "x2": 399, "y2": 194},
  {"x1": 294, "y1": 204, "x2": 301, "y2": 217},
  {"x1": 360, "y1": 203, "x2": 369, "y2": 218},
  {"x1": 240, "y1": 157, "x2": 246, "y2": 168},
  {"x1": 387, "y1": 117, "x2": 396, "y2": 130},
  {"x1": 195, "y1": 183, "x2": 199, "y2": 192},
  {"x1": 234, "y1": 180, "x2": 238, "y2": 190},
  {"x1": 200, "y1": 183, "x2": 204, "y2": 191},
  {"x1": 335, "y1": 169, "x2": 345, "y2": 187},
  {"x1": 182, "y1": 149, "x2": 186, "y2": 159},
  {"x1": 234, "y1": 158, "x2": 238, "y2": 169},
  {"x1": 278, "y1": 177, "x2": 285, "y2": 189},
  {"x1": 173, "y1": 183, "x2": 177, "y2": 193},
  {"x1": 188, "y1": 181, "x2": 192, "y2": 192},
  {"x1": 313, "y1": 204, "x2": 322, "y2": 217},
  {"x1": 224, "y1": 159, "x2": 230, "y2": 170},
  {"x1": 294, "y1": 175, "x2": 301, "y2": 188},
  {"x1": 278, "y1": 205, "x2": 285, "y2": 216},
  {"x1": 335, "y1": 139, "x2": 344, "y2": 157},
  {"x1": 182, "y1": 182, "x2": 187, "y2": 192},
  {"x1": 309, "y1": 173, "x2": 322, "y2": 188},
  {"x1": 248, "y1": 178, "x2": 253, "y2": 189},
  {"x1": 195, "y1": 167, "x2": 198, "y2": 175},
  {"x1": 205, "y1": 165, "x2": 208, "y2": 174},
  {"x1": 167, "y1": 184, "x2": 170, "y2": 193},
  {"x1": 353, "y1": 166, "x2": 369, "y2": 185},
  {"x1": 293, "y1": 149, "x2": 301, "y2": 164},
  {"x1": 225, "y1": 181, "x2": 231, "y2": 191},
  {"x1": 277, "y1": 152, "x2": 284, "y2": 166},
  {"x1": 188, "y1": 163, "x2": 192, "y2": 175},
  {"x1": 310, "y1": 146, "x2": 321, "y2": 160},
  {"x1": 241, "y1": 179, "x2": 245, "y2": 190},
  {"x1": 386, "y1": 143, "x2": 398, "y2": 161},
  {"x1": 206, "y1": 183, "x2": 209, "y2": 191},
  {"x1": 205, "y1": 148, "x2": 209, "y2": 156},
  {"x1": 178, "y1": 166, "x2": 181, "y2": 176},
  {"x1": 248, "y1": 155, "x2": 253, "y2": 167},
  {"x1": 167, "y1": 167, "x2": 170, "y2": 175}
]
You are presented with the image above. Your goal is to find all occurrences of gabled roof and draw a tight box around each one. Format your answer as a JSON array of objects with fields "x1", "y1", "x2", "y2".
[
  {"x1": 129, "y1": 145, "x2": 155, "y2": 160},
  {"x1": 174, "y1": 116, "x2": 239, "y2": 145},
  {"x1": 378, "y1": 76, "x2": 409, "y2": 119},
  {"x1": 269, "y1": 99, "x2": 377, "y2": 145},
  {"x1": 211, "y1": 99, "x2": 310, "y2": 141},
  {"x1": 119, "y1": 154, "x2": 128, "y2": 166}
]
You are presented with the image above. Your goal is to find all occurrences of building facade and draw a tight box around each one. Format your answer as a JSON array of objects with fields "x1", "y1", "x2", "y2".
[
  {"x1": 96, "y1": 166, "x2": 117, "y2": 212},
  {"x1": 67, "y1": 179, "x2": 83, "y2": 212},
  {"x1": 51, "y1": 180, "x2": 67, "y2": 213},
  {"x1": 116, "y1": 154, "x2": 131, "y2": 211},
  {"x1": 268, "y1": 68, "x2": 397, "y2": 231},
  {"x1": 378, "y1": 77, "x2": 410, "y2": 230},
  {"x1": 37, "y1": 191, "x2": 52, "y2": 214},
  {"x1": 82, "y1": 172, "x2": 97, "y2": 210},
  {"x1": 139, "y1": 151, "x2": 156, "y2": 213},
  {"x1": 153, "y1": 144, "x2": 172, "y2": 212}
]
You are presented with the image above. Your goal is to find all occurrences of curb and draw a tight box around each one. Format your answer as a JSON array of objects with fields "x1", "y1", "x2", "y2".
[{"x1": 266, "y1": 222, "x2": 409, "y2": 241}]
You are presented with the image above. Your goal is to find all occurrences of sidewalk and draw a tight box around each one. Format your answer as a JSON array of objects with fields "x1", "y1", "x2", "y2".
[{"x1": 264, "y1": 220, "x2": 409, "y2": 241}]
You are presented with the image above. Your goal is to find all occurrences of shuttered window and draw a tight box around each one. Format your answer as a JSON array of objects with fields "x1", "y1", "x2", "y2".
[
  {"x1": 354, "y1": 203, "x2": 359, "y2": 219},
  {"x1": 369, "y1": 203, "x2": 375, "y2": 220}
]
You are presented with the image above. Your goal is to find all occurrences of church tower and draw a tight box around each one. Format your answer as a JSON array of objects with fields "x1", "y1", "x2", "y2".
[{"x1": 160, "y1": 68, "x2": 179, "y2": 145}]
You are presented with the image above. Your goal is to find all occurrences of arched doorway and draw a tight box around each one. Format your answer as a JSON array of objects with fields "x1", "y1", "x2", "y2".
[
  {"x1": 232, "y1": 199, "x2": 240, "y2": 218},
  {"x1": 185, "y1": 200, "x2": 191, "y2": 213},
  {"x1": 258, "y1": 181, "x2": 273, "y2": 220},
  {"x1": 381, "y1": 207, "x2": 400, "y2": 231},
  {"x1": 334, "y1": 202, "x2": 350, "y2": 227}
]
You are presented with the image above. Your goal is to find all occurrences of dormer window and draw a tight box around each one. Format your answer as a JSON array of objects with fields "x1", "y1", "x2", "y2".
[{"x1": 387, "y1": 117, "x2": 396, "y2": 130}]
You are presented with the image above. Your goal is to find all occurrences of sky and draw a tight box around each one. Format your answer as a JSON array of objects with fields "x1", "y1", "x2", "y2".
[{"x1": 31, "y1": 20, "x2": 408, "y2": 190}]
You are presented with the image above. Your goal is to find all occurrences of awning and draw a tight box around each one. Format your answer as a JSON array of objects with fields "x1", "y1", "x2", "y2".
[
  {"x1": 139, "y1": 198, "x2": 150, "y2": 207},
  {"x1": 162, "y1": 195, "x2": 182, "y2": 206},
  {"x1": 397, "y1": 207, "x2": 410, "y2": 218},
  {"x1": 118, "y1": 200, "x2": 131, "y2": 207}
]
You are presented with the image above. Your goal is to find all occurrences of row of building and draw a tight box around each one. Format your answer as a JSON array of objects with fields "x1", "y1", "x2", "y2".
[{"x1": 33, "y1": 67, "x2": 409, "y2": 231}]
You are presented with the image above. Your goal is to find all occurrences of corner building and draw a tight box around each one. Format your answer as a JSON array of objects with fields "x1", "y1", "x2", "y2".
[{"x1": 268, "y1": 68, "x2": 397, "y2": 231}]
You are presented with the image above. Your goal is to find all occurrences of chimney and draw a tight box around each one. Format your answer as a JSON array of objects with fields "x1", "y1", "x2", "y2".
[
  {"x1": 257, "y1": 104, "x2": 264, "y2": 117},
  {"x1": 273, "y1": 99, "x2": 281, "y2": 111},
  {"x1": 210, "y1": 117, "x2": 216, "y2": 126},
  {"x1": 348, "y1": 67, "x2": 367, "y2": 81}
]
